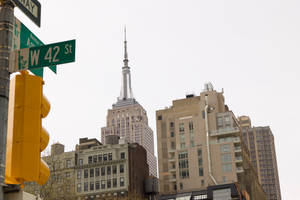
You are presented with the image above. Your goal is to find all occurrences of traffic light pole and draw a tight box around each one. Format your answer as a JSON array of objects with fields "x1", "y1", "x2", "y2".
[{"x1": 0, "y1": 0, "x2": 14, "y2": 199}]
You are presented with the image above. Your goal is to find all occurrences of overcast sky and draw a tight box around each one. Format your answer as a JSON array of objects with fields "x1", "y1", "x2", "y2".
[{"x1": 13, "y1": 0, "x2": 300, "y2": 198}]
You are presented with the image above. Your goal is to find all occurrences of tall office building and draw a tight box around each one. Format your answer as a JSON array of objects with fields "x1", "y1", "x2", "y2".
[
  {"x1": 238, "y1": 116, "x2": 281, "y2": 200},
  {"x1": 101, "y1": 31, "x2": 157, "y2": 177},
  {"x1": 156, "y1": 83, "x2": 266, "y2": 199}
]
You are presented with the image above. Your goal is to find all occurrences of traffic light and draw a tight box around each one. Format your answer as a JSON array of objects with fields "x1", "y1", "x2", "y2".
[{"x1": 5, "y1": 70, "x2": 50, "y2": 186}]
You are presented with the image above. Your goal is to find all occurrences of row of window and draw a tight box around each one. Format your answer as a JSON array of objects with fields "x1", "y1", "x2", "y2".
[
  {"x1": 81, "y1": 152, "x2": 125, "y2": 165},
  {"x1": 77, "y1": 164, "x2": 125, "y2": 179},
  {"x1": 77, "y1": 177, "x2": 125, "y2": 193}
]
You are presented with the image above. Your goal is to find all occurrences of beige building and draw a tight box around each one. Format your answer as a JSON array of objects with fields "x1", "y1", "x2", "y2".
[
  {"x1": 238, "y1": 116, "x2": 281, "y2": 200},
  {"x1": 156, "y1": 83, "x2": 265, "y2": 199},
  {"x1": 25, "y1": 143, "x2": 76, "y2": 200},
  {"x1": 25, "y1": 138, "x2": 150, "y2": 200},
  {"x1": 101, "y1": 32, "x2": 157, "y2": 177},
  {"x1": 74, "y1": 137, "x2": 149, "y2": 199}
]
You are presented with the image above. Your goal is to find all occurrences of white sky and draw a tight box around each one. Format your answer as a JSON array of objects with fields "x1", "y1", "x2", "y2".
[{"x1": 13, "y1": 0, "x2": 300, "y2": 199}]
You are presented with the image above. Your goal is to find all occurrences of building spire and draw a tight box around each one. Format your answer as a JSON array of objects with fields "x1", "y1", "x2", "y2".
[
  {"x1": 123, "y1": 27, "x2": 129, "y2": 67},
  {"x1": 118, "y1": 27, "x2": 134, "y2": 101}
]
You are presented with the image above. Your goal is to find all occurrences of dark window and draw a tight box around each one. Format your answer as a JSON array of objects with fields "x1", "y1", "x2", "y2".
[
  {"x1": 158, "y1": 115, "x2": 162, "y2": 120},
  {"x1": 120, "y1": 164, "x2": 124, "y2": 173},
  {"x1": 107, "y1": 179, "x2": 111, "y2": 188},
  {"x1": 101, "y1": 167, "x2": 105, "y2": 176},
  {"x1": 77, "y1": 183, "x2": 81, "y2": 193},
  {"x1": 98, "y1": 154, "x2": 102, "y2": 162},
  {"x1": 170, "y1": 132, "x2": 174, "y2": 137},
  {"x1": 90, "y1": 168, "x2": 94, "y2": 177},
  {"x1": 112, "y1": 165, "x2": 117, "y2": 174},
  {"x1": 88, "y1": 156, "x2": 92, "y2": 164},
  {"x1": 95, "y1": 168, "x2": 100, "y2": 177},
  {"x1": 120, "y1": 177, "x2": 125, "y2": 187},
  {"x1": 84, "y1": 169, "x2": 88, "y2": 178},
  {"x1": 103, "y1": 154, "x2": 107, "y2": 161},
  {"x1": 95, "y1": 181, "x2": 100, "y2": 190},
  {"x1": 90, "y1": 182, "x2": 94, "y2": 191},
  {"x1": 113, "y1": 178, "x2": 117, "y2": 187},
  {"x1": 101, "y1": 180, "x2": 105, "y2": 189},
  {"x1": 108, "y1": 153, "x2": 112, "y2": 161},
  {"x1": 93, "y1": 155, "x2": 97, "y2": 163},
  {"x1": 180, "y1": 183, "x2": 183, "y2": 190},
  {"x1": 179, "y1": 170, "x2": 189, "y2": 179},
  {"x1": 77, "y1": 170, "x2": 81, "y2": 179},
  {"x1": 107, "y1": 166, "x2": 111, "y2": 175},
  {"x1": 170, "y1": 122, "x2": 174, "y2": 128},
  {"x1": 84, "y1": 182, "x2": 88, "y2": 192},
  {"x1": 199, "y1": 168, "x2": 204, "y2": 176},
  {"x1": 189, "y1": 121, "x2": 193, "y2": 131},
  {"x1": 120, "y1": 152, "x2": 125, "y2": 159}
]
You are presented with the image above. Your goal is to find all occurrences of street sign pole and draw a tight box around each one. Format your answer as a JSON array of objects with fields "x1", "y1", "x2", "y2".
[{"x1": 0, "y1": 1, "x2": 14, "y2": 199}]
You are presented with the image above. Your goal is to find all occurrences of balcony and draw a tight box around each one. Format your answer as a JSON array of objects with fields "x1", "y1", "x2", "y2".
[
  {"x1": 236, "y1": 166, "x2": 244, "y2": 173},
  {"x1": 233, "y1": 137, "x2": 241, "y2": 143},
  {"x1": 210, "y1": 127, "x2": 240, "y2": 137},
  {"x1": 234, "y1": 146, "x2": 242, "y2": 153},
  {"x1": 235, "y1": 156, "x2": 243, "y2": 163}
]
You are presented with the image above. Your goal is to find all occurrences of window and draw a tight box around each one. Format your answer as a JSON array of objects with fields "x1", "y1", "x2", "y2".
[
  {"x1": 90, "y1": 182, "x2": 94, "y2": 191},
  {"x1": 108, "y1": 153, "x2": 112, "y2": 161},
  {"x1": 65, "y1": 172, "x2": 70, "y2": 178},
  {"x1": 84, "y1": 182, "x2": 88, "y2": 192},
  {"x1": 179, "y1": 123, "x2": 184, "y2": 132},
  {"x1": 179, "y1": 160, "x2": 189, "y2": 169},
  {"x1": 95, "y1": 168, "x2": 100, "y2": 177},
  {"x1": 178, "y1": 152, "x2": 188, "y2": 159},
  {"x1": 180, "y1": 142, "x2": 186, "y2": 149},
  {"x1": 113, "y1": 178, "x2": 117, "y2": 188},
  {"x1": 103, "y1": 154, "x2": 107, "y2": 161},
  {"x1": 199, "y1": 167, "x2": 204, "y2": 176},
  {"x1": 77, "y1": 183, "x2": 81, "y2": 193},
  {"x1": 217, "y1": 116, "x2": 223, "y2": 127},
  {"x1": 170, "y1": 132, "x2": 174, "y2": 137},
  {"x1": 171, "y1": 141, "x2": 176, "y2": 149},
  {"x1": 79, "y1": 159, "x2": 83, "y2": 166},
  {"x1": 201, "y1": 180, "x2": 205, "y2": 186},
  {"x1": 180, "y1": 183, "x2": 183, "y2": 190},
  {"x1": 98, "y1": 154, "x2": 102, "y2": 162},
  {"x1": 101, "y1": 180, "x2": 105, "y2": 189},
  {"x1": 107, "y1": 179, "x2": 111, "y2": 188},
  {"x1": 93, "y1": 155, "x2": 97, "y2": 163},
  {"x1": 112, "y1": 165, "x2": 117, "y2": 174},
  {"x1": 101, "y1": 167, "x2": 105, "y2": 176},
  {"x1": 220, "y1": 144, "x2": 231, "y2": 153},
  {"x1": 107, "y1": 166, "x2": 111, "y2": 175},
  {"x1": 180, "y1": 134, "x2": 185, "y2": 142},
  {"x1": 158, "y1": 115, "x2": 162, "y2": 120},
  {"x1": 77, "y1": 170, "x2": 81, "y2": 179},
  {"x1": 120, "y1": 164, "x2": 124, "y2": 173},
  {"x1": 198, "y1": 158, "x2": 203, "y2": 166},
  {"x1": 66, "y1": 159, "x2": 71, "y2": 168},
  {"x1": 189, "y1": 121, "x2": 193, "y2": 131},
  {"x1": 179, "y1": 170, "x2": 189, "y2": 179},
  {"x1": 225, "y1": 116, "x2": 230, "y2": 126},
  {"x1": 84, "y1": 169, "x2": 88, "y2": 178},
  {"x1": 222, "y1": 164, "x2": 232, "y2": 172},
  {"x1": 120, "y1": 177, "x2": 125, "y2": 187},
  {"x1": 221, "y1": 154, "x2": 232, "y2": 163},
  {"x1": 170, "y1": 122, "x2": 174, "y2": 128},
  {"x1": 90, "y1": 168, "x2": 94, "y2": 177},
  {"x1": 120, "y1": 152, "x2": 125, "y2": 159},
  {"x1": 95, "y1": 181, "x2": 100, "y2": 190},
  {"x1": 88, "y1": 156, "x2": 92, "y2": 164}
]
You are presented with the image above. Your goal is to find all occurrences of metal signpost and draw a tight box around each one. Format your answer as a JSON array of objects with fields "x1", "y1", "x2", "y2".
[
  {"x1": 13, "y1": 17, "x2": 56, "y2": 77},
  {"x1": 10, "y1": 39, "x2": 76, "y2": 72},
  {"x1": 11, "y1": 0, "x2": 41, "y2": 27}
]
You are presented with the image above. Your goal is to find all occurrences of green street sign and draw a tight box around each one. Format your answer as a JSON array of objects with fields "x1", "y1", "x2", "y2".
[
  {"x1": 9, "y1": 40, "x2": 76, "y2": 73},
  {"x1": 13, "y1": 17, "x2": 56, "y2": 77}
]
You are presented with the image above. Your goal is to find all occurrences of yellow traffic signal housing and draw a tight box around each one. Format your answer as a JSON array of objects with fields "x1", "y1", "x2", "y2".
[{"x1": 5, "y1": 71, "x2": 50, "y2": 186}]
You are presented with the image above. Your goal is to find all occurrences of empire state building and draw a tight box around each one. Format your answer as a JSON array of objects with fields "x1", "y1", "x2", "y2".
[{"x1": 101, "y1": 31, "x2": 157, "y2": 177}]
